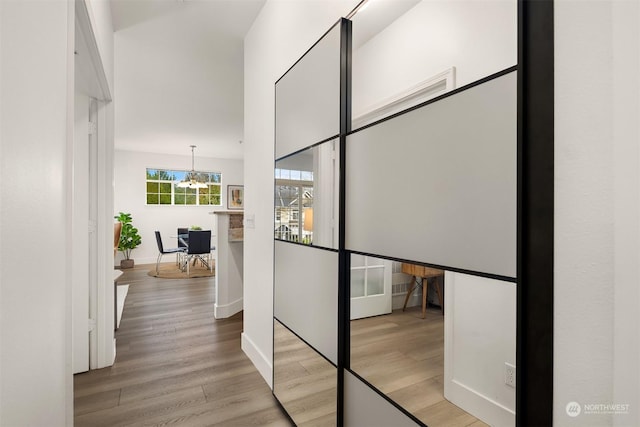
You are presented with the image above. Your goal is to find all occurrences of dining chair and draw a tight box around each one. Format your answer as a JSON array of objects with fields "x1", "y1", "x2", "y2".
[
  {"x1": 155, "y1": 231, "x2": 186, "y2": 274},
  {"x1": 183, "y1": 230, "x2": 212, "y2": 274},
  {"x1": 177, "y1": 227, "x2": 188, "y2": 264},
  {"x1": 177, "y1": 227, "x2": 188, "y2": 247}
]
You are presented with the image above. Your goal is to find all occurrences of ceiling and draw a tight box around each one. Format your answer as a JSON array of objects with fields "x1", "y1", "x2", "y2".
[
  {"x1": 351, "y1": 0, "x2": 420, "y2": 48},
  {"x1": 110, "y1": 0, "x2": 266, "y2": 159},
  {"x1": 108, "y1": 0, "x2": 419, "y2": 160}
]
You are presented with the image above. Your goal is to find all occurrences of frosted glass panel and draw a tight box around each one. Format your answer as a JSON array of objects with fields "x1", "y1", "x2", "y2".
[
  {"x1": 344, "y1": 371, "x2": 419, "y2": 427},
  {"x1": 274, "y1": 320, "x2": 337, "y2": 426},
  {"x1": 275, "y1": 23, "x2": 341, "y2": 159},
  {"x1": 367, "y1": 268, "x2": 384, "y2": 296},
  {"x1": 274, "y1": 241, "x2": 338, "y2": 363},
  {"x1": 350, "y1": 269, "x2": 365, "y2": 298},
  {"x1": 346, "y1": 71, "x2": 517, "y2": 278}
]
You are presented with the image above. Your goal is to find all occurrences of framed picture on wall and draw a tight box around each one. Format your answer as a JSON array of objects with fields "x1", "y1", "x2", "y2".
[{"x1": 227, "y1": 185, "x2": 244, "y2": 210}]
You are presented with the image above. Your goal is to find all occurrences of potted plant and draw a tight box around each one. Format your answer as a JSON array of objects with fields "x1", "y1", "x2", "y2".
[{"x1": 115, "y1": 212, "x2": 142, "y2": 269}]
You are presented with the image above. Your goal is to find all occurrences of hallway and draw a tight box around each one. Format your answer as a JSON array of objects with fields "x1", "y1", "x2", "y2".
[{"x1": 74, "y1": 264, "x2": 291, "y2": 426}]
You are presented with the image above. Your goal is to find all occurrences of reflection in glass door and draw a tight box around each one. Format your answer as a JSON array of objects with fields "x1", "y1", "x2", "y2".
[
  {"x1": 350, "y1": 255, "x2": 392, "y2": 320},
  {"x1": 275, "y1": 169, "x2": 314, "y2": 244}
]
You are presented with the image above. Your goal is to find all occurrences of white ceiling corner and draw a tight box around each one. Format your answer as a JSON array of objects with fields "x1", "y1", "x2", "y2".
[{"x1": 110, "y1": 0, "x2": 265, "y2": 159}]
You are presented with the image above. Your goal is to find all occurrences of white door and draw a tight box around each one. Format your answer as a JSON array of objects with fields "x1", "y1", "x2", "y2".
[
  {"x1": 350, "y1": 255, "x2": 392, "y2": 320},
  {"x1": 87, "y1": 98, "x2": 99, "y2": 369},
  {"x1": 72, "y1": 94, "x2": 90, "y2": 373}
]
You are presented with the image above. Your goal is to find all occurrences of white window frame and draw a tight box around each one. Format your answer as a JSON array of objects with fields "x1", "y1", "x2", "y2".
[
  {"x1": 145, "y1": 168, "x2": 222, "y2": 206},
  {"x1": 275, "y1": 176, "x2": 314, "y2": 243}
]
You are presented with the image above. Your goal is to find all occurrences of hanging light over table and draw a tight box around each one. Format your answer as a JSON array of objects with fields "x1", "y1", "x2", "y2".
[{"x1": 177, "y1": 145, "x2": 208, "y2": 189}]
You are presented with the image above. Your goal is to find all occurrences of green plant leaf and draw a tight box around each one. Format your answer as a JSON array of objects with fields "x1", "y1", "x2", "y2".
[{"x1": 115, "y1": 212, "x2": 142, "y2": 259}]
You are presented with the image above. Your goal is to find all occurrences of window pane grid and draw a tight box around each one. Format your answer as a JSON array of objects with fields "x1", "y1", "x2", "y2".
[
  {"x1": 145, "y1": 168, "x2": 222, "y2": 206},
  {"x1": 274, "y1": 167, "x2": 314, "y2": 244}
]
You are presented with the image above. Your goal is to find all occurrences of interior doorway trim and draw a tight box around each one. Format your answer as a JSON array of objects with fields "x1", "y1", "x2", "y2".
[
  {"x1": 73, "y1": 0, "x2": 116, "y2": 371},
  {"x1": 74, "y1": 0, "x2": 111, "y2": 102}
]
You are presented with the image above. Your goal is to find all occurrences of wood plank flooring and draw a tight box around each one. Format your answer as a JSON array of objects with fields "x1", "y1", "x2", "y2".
[
  {"x1": 74, "y1": 264, "x2": 292, "y2": 427},
  {"x1": 350, "y1": 307, "x2": 489, "y2": 427},
  {"x1": 273, "y1": 320, "x2": 337, "y2": 426},
  {"x1": 76, "y1": 264, "x2": 488, "y2": 426}
]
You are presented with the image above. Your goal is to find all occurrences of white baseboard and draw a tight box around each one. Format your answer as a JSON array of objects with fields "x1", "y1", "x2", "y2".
[
  {"x1": 110, "y1": 338, "x2": 116, "y2": 366},
  {"x1": 444, "y1": 271, "x2": 516, "y2": 427},
  {"x1": 445, "y1": 379, "x2": 515, "y2": 426},
  {"x1": 116, "y1": 284, "x2": 129, "y2": 328},
  {"x1": 214, "y1": 297, "x2": 243, "y2": 319},
  {"x1": 241, "y1": 332, "x2": 273, "y2": 388}
]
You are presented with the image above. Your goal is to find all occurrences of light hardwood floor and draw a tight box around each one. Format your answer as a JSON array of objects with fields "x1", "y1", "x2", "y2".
[
  {"x1": 273, "y1": 320, "x2": 337, "y2": 426},
  {"x1": 350, "y1": 307, "x2": 489, "y2": 427},
  {"x1": 74, "y1": 264, "x2": 292, "y2": 427},
  {"x1": 75, "y1": 265, "x2": 488, "y2": 426}
]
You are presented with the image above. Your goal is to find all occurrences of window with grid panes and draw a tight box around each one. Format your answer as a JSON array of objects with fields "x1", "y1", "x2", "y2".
[
  {"x1": 274, "y1": 168, "x2": 313, "y2": 243},
  {"x1": 146, "y1": 169, "x2": 221, "y2": 206}
]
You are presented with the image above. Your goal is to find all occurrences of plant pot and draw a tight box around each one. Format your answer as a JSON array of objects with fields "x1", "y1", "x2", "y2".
[{"x1": 120, "y1": 259, "x2": 134, "y2": 269}]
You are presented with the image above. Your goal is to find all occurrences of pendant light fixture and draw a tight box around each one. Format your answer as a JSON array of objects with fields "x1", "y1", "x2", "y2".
[{"x1": 177, "y1": 145, "x2": 208, "y2": 189}]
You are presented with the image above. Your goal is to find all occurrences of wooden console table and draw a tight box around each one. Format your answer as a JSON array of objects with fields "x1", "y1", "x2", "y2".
[{"x1": 401, "y1": 263, "x2": 444, "y2": 319}]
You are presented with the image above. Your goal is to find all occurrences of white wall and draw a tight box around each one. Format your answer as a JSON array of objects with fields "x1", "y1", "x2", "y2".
[
  {"x1": 0, "y1": 1, "x2": 73, "y2": 425},
  {"x1": 112, "y1": 2, "x2": 253, "y2": 159},
  {"x1": 213, "y1": 214, "x2": 244, "y2": 319},
  {"x1": 86, "y1": 0, "x2": 114, "y2": 91},
  {"x1": 352, "y1": 0, "x2": 516, "y2": 115},
  {"x1": 555, "y1": 1, "x2": 640, "y2": 426},
  {"x1": 114, "y1": 149, "x2": 243, "y2": 265},
  {"x1": 243, "y1": 0, "x2": 359, "y2": 385},
  {"x1": 1, "y1": 0, "x2": 116, "y2": 423},
  {"x1": 444, "y1": 272, "x2": 516, "y2": 426},
  {"x1": 612, "y1": 2, "x2": 640, "y2": 425}
]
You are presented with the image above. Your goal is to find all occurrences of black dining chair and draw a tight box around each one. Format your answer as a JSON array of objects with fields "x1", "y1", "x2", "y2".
[
  {"x1": 155, "y1": 231, "x2": 186, "y2": 274},
  {"x1": 183, "y1": 230, "x2": 212, "y2": 274},
  {"x1": 177, "y1": 227, "x2": 189, "y2": 248},
  {"x1": 177, "y1": 227, "x2": 188, "y2": 264}
]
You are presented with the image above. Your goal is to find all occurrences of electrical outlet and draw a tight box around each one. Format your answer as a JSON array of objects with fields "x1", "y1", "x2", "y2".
[{"x1": 505, "y1": 362, "x2": 516, "y2": 388}]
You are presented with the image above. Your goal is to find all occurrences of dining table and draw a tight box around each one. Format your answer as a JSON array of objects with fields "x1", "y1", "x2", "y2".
[{"x1": 173, "y1": 230, "x2": 214, "y2": 272}]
